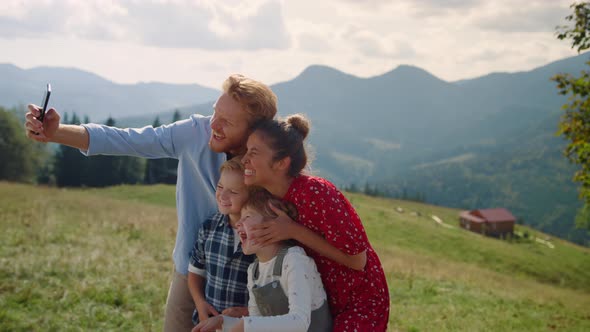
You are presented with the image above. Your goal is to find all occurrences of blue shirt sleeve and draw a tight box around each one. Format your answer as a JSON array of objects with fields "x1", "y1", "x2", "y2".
[{"x1": 81, "y1": 117, "x2": 200, "y2": 159}]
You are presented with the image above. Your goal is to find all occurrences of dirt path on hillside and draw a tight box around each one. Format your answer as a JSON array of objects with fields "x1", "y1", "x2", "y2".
[{"x1": 431, "y1": 215, "x2": 454, "y2": 229}]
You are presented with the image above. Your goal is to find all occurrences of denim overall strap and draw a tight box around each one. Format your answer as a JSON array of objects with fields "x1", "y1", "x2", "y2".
[
  {"x1": 251, "y1": 246, "x2": 333, "y2": 331},
  {"x1": 251, "y1": 245, "x2": 291, "y2": 280},
  {"x1": 251, "y1": 246, "x2": 291, "y2": 316}
]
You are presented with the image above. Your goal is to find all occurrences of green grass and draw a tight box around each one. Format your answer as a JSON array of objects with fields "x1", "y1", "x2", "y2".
[
  {"x1": 88, "y1": 184, "x2": 177, "y2": 208},
  {"x1": 351, "y1": 194, "x2": 590, "y2": 291},
  {"x1": 1, "y1": 182, "x2": 589, "y2": 331},
  {"x1": 0, "y1": 183, "x2": 175, "y2": 331}
]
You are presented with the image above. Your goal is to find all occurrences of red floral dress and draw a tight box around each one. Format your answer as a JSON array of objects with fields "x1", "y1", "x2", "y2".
[{"x1": 283, "y1": 175, "x2": 390, "y2": 332}]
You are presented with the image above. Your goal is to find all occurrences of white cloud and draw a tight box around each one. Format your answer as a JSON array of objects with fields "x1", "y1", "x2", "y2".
[
  {"x1": 0, "y1": 0, "x2": 291, "y2": 50},
  {"x1": 298, "y1": 32, "x2": 332, "y2": 52},
  {"x1": 475, "y1": 3, "x2": 570, "y2": 33},
  {"x1": 0, "y1": 0, "x2": 581, "y2": 87},
  {"x1": 341, "y1": 28, "x2": 417, "y2": 59}
]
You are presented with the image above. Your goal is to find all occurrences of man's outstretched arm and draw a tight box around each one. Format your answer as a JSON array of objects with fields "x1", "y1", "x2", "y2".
[{"x1": 25, "y1": 104, "x2": 90, "y2": 150}]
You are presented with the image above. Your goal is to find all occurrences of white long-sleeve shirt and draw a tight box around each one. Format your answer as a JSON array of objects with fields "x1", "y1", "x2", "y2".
[{"x1": 222, "y1": 246, "x2": 328, "y2": 332}]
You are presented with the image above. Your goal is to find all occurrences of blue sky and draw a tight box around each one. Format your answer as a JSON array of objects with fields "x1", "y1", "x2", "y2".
[{"x1": 0, "y1": 0, "x2": 578, "y2": 88}]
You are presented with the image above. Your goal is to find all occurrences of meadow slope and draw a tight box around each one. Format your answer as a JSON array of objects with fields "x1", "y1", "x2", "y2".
[{"x1": 1, "y1": 182, "x2": 589, "y2": 331}]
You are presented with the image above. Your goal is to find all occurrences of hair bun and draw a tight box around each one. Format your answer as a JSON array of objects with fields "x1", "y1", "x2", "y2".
[{"x1": 286, "y1": 114, "x2": 310, "y2": 139}]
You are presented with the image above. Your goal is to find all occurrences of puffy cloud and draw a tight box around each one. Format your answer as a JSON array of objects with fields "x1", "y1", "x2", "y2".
[
  {"x1": 0, "y1": 0, "x2": 291, "y2": 50},
  {"x1": 298, "y1": 32, "x2": 332, "y2": 52},
  {"x1": 0, "y1": 0, "x2": 579, "y2": 86},
  {"x1": 344, "y1": 28, "x2": 417, "y2": 59},
  {"x1": 411, "y1": 0, "x2": 484, "y2": 10},
  {"x1": 475, "y1": 4, "x2": 570, "y2": 33}
]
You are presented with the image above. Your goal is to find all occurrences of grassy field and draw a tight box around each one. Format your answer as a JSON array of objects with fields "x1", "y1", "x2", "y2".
[{"x1": 1, "y1": 182, "x2": 589, "y2": 331}]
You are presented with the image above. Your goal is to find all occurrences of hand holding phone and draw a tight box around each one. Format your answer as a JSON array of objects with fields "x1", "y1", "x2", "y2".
[{"x1": 37, "y1": 83, "x2": 51, "y2": 122}]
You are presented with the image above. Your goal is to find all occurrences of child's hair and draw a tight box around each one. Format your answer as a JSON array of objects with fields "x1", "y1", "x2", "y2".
[
  {"x1": 252, "y1": 114, "x2": 310, "y2": 177},
  {"x1": 243, "y1": 188, "x2": 298, "y2": 222},
  {"x1": 220, "y1": 156, "x2": 245, "y2": 174}
]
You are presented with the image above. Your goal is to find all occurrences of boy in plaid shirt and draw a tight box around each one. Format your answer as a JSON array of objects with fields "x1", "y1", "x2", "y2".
[{"x1": 188, "y1": 157, "x2": 255, "y2": 324}]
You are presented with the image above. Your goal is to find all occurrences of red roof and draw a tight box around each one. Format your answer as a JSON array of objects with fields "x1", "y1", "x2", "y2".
[
  {"x1": 473, "y1": 208, "x2": 516, "y2": 223},
  {"x1": 459, "y1": 210, "x2": 485, "y2": 223}
]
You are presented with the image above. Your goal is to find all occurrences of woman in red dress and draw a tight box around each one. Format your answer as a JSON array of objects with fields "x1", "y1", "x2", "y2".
[{"x1": 241, "y1": 114, "x2": 390, "y2": 332}]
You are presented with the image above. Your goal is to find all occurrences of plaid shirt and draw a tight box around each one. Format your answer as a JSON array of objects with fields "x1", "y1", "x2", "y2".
[{"x1": 188, "y1": 212, "x2": 255, "y2": 312}]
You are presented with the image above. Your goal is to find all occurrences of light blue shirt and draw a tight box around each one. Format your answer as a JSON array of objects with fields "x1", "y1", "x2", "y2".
[{"x1": 81, "y1": 114, "x2": 226, "y2": 274}]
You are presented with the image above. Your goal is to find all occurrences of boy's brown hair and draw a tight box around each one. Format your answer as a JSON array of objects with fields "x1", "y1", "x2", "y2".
[
  {"x1": 219, "y1": 155, "x2": 245, "y2": 174},
  {"x1": 243, "y1": 188, "x2": 298, "y2": 222}
]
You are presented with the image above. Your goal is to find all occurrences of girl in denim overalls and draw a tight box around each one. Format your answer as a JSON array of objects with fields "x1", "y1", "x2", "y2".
[{"x1": 192, "y1": 189, "x2": 332, "y2": 332}]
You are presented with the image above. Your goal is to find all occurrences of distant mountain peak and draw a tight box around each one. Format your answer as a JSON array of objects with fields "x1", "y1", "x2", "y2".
[
  {"x1": 296, "y1": 65, "x2": 359, "y2": 81},
  {"x1": 377, "y1": 64, "x2": 445, "y2": 83},
  {"x1": 0, "y1": 63, "x2": 21, "y2": 70}
]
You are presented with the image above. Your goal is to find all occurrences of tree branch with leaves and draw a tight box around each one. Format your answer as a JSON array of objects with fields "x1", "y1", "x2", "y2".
[{"x1": 553, "y1": 1, "x2": 590, "y2": 229}]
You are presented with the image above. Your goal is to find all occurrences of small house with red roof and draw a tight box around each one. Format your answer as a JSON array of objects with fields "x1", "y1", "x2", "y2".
[{"x1": 459, "y1": 208, "x2": 516, "y2": 237}]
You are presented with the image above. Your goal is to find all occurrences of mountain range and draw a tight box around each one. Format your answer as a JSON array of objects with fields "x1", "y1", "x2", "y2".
[
  {"x1": 267, "y1": 57, "x2": 589, "y2": 244},
  {"x1": 1, "y1": 53, "x2": 589, "y2": 245},
  {"x1": 0, "y1": 63, "x2": 219, "y2": 120}
]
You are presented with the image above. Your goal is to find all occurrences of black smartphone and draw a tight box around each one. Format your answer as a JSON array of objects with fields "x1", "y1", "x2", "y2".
[{"x1": 38, "y1": 83, "x2": 51, "y2": 122}]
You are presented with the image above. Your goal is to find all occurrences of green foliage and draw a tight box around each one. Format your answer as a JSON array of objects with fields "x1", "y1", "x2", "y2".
[
  {"x1": 576, "y1": 204, "x2": 590, "y2": 228},
  {"x1": 167, "y1": 113, "x2": 180, "y2": 182},
  {"x1": 144, "y1": 116, "x2": 178, "y2": 185},
  {"x1": 553, "y1": 1, "x2": 590, "y2": 229},
  {"x1": 144, "y1": 116, "x2": 166, "y2": 184},
  {"x1": 172, "y1": 109, "x2": 181, "y2": 122},
  {"x1": 53, "y1": 112, "x2": 89, "y2": 186},
  {"x1": 86, "y1": 154, "x2": 144, "y2": 187},
  {"x1": 557, "y1": 2, "x2": 590, "y2": 52},
  {"x1": 53, "y1": 113, "x2": 145, "y2": 187},
  {"x1": 0, "y1": 107, "x2": 47, "y2": 183},
  {"x1": 375, "y1": 138, "x2": 589, "y2": 245},
  {"x1": 152, "y1": 116, "x2": 161, "y2": 128},
  {"x1": 105, "y1": 116, "x2": 115, "y2": 126},
  {"x1": 87, "y1": 117, "x2": 144, "y2": 187}
]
